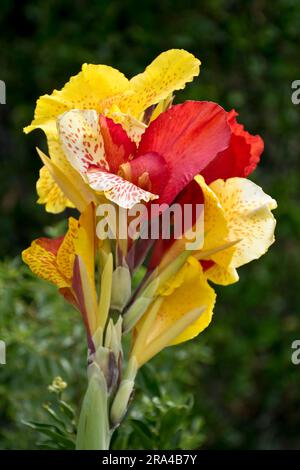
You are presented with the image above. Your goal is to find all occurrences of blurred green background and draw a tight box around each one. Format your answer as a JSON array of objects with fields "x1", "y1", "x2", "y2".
[{"x1": 0, "y1": 0, "x2": 300, "y2": 450}]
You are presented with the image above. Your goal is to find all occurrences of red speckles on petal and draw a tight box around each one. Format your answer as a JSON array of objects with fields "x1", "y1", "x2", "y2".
[
  {"x1": 86, "y1": 167, "x2": 158, "y2": 209},
  {"x1": 99, "y1": 115, "x2": 137, "y2": 174},
  {"x1": 58, "y1": 109, "x2": 109, "y2": 175}
]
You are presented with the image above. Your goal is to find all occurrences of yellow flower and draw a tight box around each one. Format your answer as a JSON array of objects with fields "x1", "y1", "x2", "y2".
[{"x1": 24, "y1": 50, "x2": 200, "y2": 213}]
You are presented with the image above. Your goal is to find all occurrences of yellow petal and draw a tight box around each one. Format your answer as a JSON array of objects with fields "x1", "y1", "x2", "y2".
[
  {"x1": 37, "y1": 148, "x2": 96, "y2": 212},
  {"x1": 119, "y1": 49, "x2": 201, "y2": 118},
  {"x1": 204, "y1": 264, "x2": 239, "y2": 286},
  {"x1": 37, "y1": 165, "x2": 74, "y2": 213},
  {"x1": 209, "y1": 177, "x2": 277, "y2": 268},
  {"x1": 137, "y1": 257, "x2": 216, "y2": 349},
  {"x1": 57, "y1": 109, "x2": 109, "y2": 175},
  {"x1": 57, "y1": 218, "x2": 79, "y2": 279},
  {"x1": 24, "y1": 64, "x2": 129, "y2": 135},
  {"x1": 194, "y1": 175, "x2": 230, "y2": 266},
  {"x1": 25, "y1": 64, "x2": 129, "y2": 214},
  {"x1": 22, "y1": 241, "x2": 69, "y2": 288},
  {"x1": 73, "y1": 205, "x2": 98, "y2": 335},
  {"x1": 22, "y1": 215, "x2": 81, "y2": 288},
  {"x1": 74, "y1": 203, "x2": 96, "y2": 285},
  {"x1": 107, "y1": 106, "x2": 147, "y2": 143}
]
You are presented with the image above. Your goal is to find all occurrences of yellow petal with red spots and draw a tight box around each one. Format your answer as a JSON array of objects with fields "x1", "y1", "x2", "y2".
[
  {"x1": 74, "y1": 203, "x2": 96, "y2": 286},
  {"x1": 37, "y1": 148, "x2": 96, "y2": 213},
  {"x1": 119, "y1": 49, "x2": 201, "y2": 119},
  {"x1": 107, "y1": 106, "x2": 147, "y2": 143},
  {"x1": 204, "y1": 263, "x2": 239, "y2": 286},
  {"x1": 57, "y1": 218, "x2": 79, "y2": 279},
  {"x1": 22, "y1": 241, "x2": 67, "y2": 288},
  {"x1": 37, "y1": 165, "x2": 74, "y2": 213},
  {"x1": 22, "y1": 217, "x2": 79, "y2": 288}
]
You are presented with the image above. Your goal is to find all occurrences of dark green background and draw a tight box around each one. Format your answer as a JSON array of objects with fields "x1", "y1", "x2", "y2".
[{"x1": 0, "y1": 0, "x2": 300, "y2": 449}]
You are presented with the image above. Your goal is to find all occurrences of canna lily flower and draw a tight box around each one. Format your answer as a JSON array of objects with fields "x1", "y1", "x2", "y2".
[
  {"x1": 24, "y1": 49, "x2": 200, "y2": 213},
  {"x1": 22, "y1": 49, "x2": 277, "y2": 450}
]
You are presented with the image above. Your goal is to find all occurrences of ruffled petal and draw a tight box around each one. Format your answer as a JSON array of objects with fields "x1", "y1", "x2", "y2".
[
  {"x1": 87, "y1": 168, "x2": 158, "y2": 209},
  {"x1": 137, "y1": 101, "x2": 231, "y2": 205},
  {"x1": 22, "y1": 241, "x2": 66, "y2": 287},
  {"x1": 56, "y1": 218, "x2": 79, "y2": 279},
  {"x1": 194, "y1": 175, "x2": 228, "y2": 256},
  {"x1": 119, "y1": 49, "x2": 200, "y2": 119},
  {"x1": 58, "y1": 109, "x2": 108, "y2": 174},
  {"x1": 204, "y1": 262, "x2": 239, "y2": 286},
  {"x1": 202, "y1": 110, "x2": 264, "y2": 184},
  {"x1": 24, "y1": 64, "x2": 129, "y2": 135},
  {"x1": 22, "y1": 217, "x2": 79, "y2": 288},
  {"x1": 148, "y1": 172, "x2": 229, "y2": 271},
  {"x1": 209, "y1": 177, "x2": 277, "y2": 268},
  {"x1": 99, "y1": 115, "x2": 137, "y2": 173},
  {"x1": 107, "y1": 106, "x2": 147, "y2": 144}
]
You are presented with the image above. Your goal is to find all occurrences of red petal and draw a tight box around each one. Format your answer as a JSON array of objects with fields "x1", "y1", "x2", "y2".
[
  {"x1": 201, "y1": 259, "x2": 215, "y2": 271},
  {"x1": 137, "y1": 101, "x2": 231, "y2": 205},
  {"x1": 37, "y1": 236, "x2": 64, "y2": 255},
  {"x1": 147, "y1": 179, "x2": 204, "y2": 270},
  {"x1": 202, "y1": 109, "x2": 264, "y2": 184},
  {"x1": 99, "y1": 116, "x2": 137, "y2": 174}
]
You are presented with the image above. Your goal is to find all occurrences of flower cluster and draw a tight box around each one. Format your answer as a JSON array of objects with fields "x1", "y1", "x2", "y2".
[{"x1": 22, "y1": 50, "x2": 276, "y2": 449}]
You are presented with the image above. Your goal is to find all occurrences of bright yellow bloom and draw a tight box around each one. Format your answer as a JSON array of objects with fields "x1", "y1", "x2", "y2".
[{"x1": 24, "y1": 50, "x2": 200, "y2": 213}]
